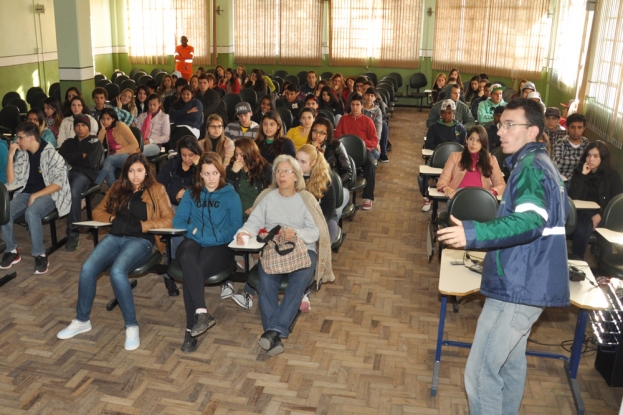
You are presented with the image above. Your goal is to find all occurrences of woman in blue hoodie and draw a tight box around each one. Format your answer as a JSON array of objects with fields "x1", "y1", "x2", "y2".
[{"x1": 173, "y1": 152, "x2": 242, "y2": 353}]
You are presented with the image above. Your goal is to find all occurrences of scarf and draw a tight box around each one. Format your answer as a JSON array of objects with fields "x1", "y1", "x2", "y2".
[{"x1": 141, "y1": 109, "x2": 158, "y2": 141}]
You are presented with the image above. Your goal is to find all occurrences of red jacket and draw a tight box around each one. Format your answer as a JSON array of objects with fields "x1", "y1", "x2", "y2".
[{"x1": 334, "y1": 113, "x2": 378, "y2": 150}]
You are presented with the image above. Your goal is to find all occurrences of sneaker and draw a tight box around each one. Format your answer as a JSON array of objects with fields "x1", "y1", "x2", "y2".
[
  {"x1": 57, "y1": 319, "x2": 92, "y2": 339},
  {"x1": 379, "y1": 154, "x2": 389, "y2": 163},
  {"x1": 124, "y1": 326, "x2": 140, "y2": 350},
  {"x1": 363, "y1": 199, "x2": 373, "y2": 210},
  {"x1": 180, "y1": 331, "x2": 197, "y2": 353},
  {"x1": 34, "y1": 255, "x2": 48, "y2": 274},
  {"x1": 421, "y1": 198, "x2": 431, "y2": 212},
  {"x1": 0, "y1": 250, "x2": 21, "y2": 269},
  {"x1": 221, "y1": 281, "x2": 234, "y2": 299},
  {"x1": 190, "y1": 312, "x2": 216, "y2": 337},
  {"x1": 299, "y1": 294, "x2": 311, "y2": 313},
  {"x1": 65, "y1": 236, "x2": 80, "y2": 252},
  {"x1": 232, "y1": 292, "x2": 254, "y2": 310}
]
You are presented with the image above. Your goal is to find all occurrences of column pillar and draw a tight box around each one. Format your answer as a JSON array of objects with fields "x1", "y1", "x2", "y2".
[{"x1": 53, "y1": 0, "x2": 95, "y2": 103}]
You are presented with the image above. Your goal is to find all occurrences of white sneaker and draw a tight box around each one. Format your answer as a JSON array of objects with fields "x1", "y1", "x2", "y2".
[
  {"x1": 57, "y1": 319, "x2": 92, "y2": 339},
  {"x1": 232, "y1": 292, "x2": 254, "y2": 310},
  {"x1": 124, "y1": 326, "x2": 140, "y2": 350},
  {"x1": 299, "y1": 294, "x2": 311, "y2": 313},
  {"x1": 422, "y1": 197, "x2": 431, "y2": 212},
  {"x1": 221, "y1": 281, "x2": 234, "y2": 299}
]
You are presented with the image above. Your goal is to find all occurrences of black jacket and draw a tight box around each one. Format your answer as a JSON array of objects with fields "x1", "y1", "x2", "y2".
[
  {"x1": 225, "y1": 163, "x2": 273, "y2": 194},
  {"x1": 195, "y1": 89, "x2": 228, "y2": 126},
  {"x1": 568, "y1": 167, "x2": 623, "y2": 215},
  {"x1": 156, "y1": 156, "x2": 196, "y2": 205},
  {"x1": 322, "y1": 140, "x2": 352, "y2": 185},
  {"x1": 58, "y1": 134, "x2": 104, "y2": 182}
]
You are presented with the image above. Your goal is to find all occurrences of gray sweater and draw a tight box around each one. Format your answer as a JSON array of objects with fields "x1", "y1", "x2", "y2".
[{"x1": 238, "y1": 189, "x2": 319, "y2": 252}]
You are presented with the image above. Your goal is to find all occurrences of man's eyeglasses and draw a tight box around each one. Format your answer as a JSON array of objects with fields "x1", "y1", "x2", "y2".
[{"x1": 497, "y1": 122, "x2": 531, "y2": 131}]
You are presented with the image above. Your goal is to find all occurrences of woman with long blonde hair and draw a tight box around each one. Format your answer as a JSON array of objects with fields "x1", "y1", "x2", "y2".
[{"x1": 200, "y1": 114, "x2": 234, "y2": 166}]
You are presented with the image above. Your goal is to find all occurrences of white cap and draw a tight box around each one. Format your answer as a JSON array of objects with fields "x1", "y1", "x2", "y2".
[
  {"x1": 441, "y1": 99, "x2": 456, "y2": 111},
  {"x1": 171, "y1": 70, "x2": 182, "y2": 78},
  {"x1": 527, "y1": 91, "x2": 541, "y2": 100}
]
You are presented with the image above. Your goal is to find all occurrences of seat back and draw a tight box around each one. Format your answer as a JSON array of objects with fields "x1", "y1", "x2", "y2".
[
  {"x1": 566, "y1": 196, "x2": 578, "y2": 236},
  {"x1": 409, "y1": 73, "x2": 428, "y2": 90},
  {"x1": 223, "y1": 94, "x2": 242, "y2": 123},
  {"x1": 48, "y1": 82, "x2": 61, "y2": 97},
  {"x1": 130, "y1": 126, "x2": 145, "y2": 153},
  {"x1": 320, "y1": 72, "x2": 333, "y2": 80},
  {"x1": 317, "y1": 109, "x2": 336, "y2": 128},
  {"x1": 502, "y1": 88, "x2": 516, "y2": 103},
  {"x1": 0, "y1": 183, "x2": 9, "y2": 226},
  {"x1": 339, "y1": 135, "x2": 367, "y2": 168},
  {"x1": 297, "y1": 71, "x2": 308, "y2": 86},
  {"x1": 129, "y1": 68, "x2": 145, "y2": 78},
  {"x1": 120, "y1": 79, "x2": 137, "y2": 93},
  {"x1": 97, "y1": 79, "x2": 111, "y2": 87},
  {"x1": 154, "y1": 72, "x2": 167, "y2": 84},
  {"x1": 114, "y1": 74, "x2": 130, "y2": 86},
  {"x1": 239, "y1": 88, "x2": 257, "y2": 109},
  {"x1": 111, "y1": 71, "x2": 125, "y2": 83},
  {"x1": 377, "y1": 83, "x2": 394, "y2": 101},
  {"x1": 602, "y1": 194, "x2": 623, "y2": 232},
  {"x1": 387, "y1": 72, "x2": 403, "y2": 88},
  {"x1": 448, "y1": 187, "x2": 499, "y2": 223},
  {"x1": 491, "y1": 146, "x2": 511, "y2": 178},
  {"x1": 430, "y1": 142, "x2": 463, "y2": 168},
  {"x1": 6, "y1": 98, "x2": 27, "y2": 114},
  {"x1": 272, "y1": 76, "x2": 284, "y2": 92},
  {"x1": 2, "y1": 92, "x2": 21, "y2": 108},
  {"x1": 381, "y1": 76, "x2": 398, "y2": 92},
  {"x1": 284, "y1": 74, "x2": 299, "y2": 86},
  {"x1": 150, "y1": 68, "x2": 163, "y2": 78},
  {"x1": 28, "y1": 92, "x2": 48, "y2": 109},
  {"x1": 137, "y1": 75, "x2": 152, "y2": 86},
  {"x1": 276, "y1": 107, "x2": 293, "y2": 132},
  {"x1": 274, "y1": 70, "x2": 289, "y2": 79},
  {"x1": 26, "y1": 87, "x2": 45, "y2": 106},
  {"x1": 133, "y1": 71, "x2": 148, "y2": 83},
  {"x1": 347, "y1": 156, "x2": 358, "y2": 189},
  {"x1": 104, "y1": 83, "x2": 121, "y2": 101},
  {"x1": 94, "y1": 74, "x2": 106, "y2": 84},
  {"x1": 0, "y1": 106, "x2": 22, "y2": 134},
  {"x1": 330, "y1": 170, "x2": 344, "y2": 209},
  {"x1": 363, "y1": 72, "x2": 378, "y2": 85}
]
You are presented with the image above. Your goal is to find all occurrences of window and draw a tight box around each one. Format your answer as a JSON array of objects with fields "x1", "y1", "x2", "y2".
[
  {"x1": 234, "y1": 0, "x2": 323, "y2": 66},
  {"x1": 127, "y1": 0, "x2": 211, "y2": 66},
  {"x1": 550, "y1": 0, "x2": 588, "y2": 94},
  {"x1": 432, "y1": 0, "x2": 550, "y2": 79},
  {"x1": 330, "y1": 0, "x2": 423, "y2": 68},
  {"x1": 584, "y1": 0, "x2": 623, "y2": 149}
]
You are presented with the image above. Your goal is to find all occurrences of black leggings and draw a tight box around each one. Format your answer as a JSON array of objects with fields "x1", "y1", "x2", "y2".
[{"x1": 177, "y1": 239, "x2": 234, "y2": 329}]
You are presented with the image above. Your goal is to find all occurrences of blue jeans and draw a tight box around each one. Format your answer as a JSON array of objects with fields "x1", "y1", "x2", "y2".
[
  {"x1": 380, "y1": 121, "x2": 389, "y2": 156},
  {"x1": 465, "y1": 298, "x2": 543, "y2": 415},
  {"x1": 143, "y1": 143, "x2": 161, "y2": 157},
  {"x1": 95, "y1": 153, "x2": 130, "y2": 185},
  {"x1": 2, "y1": 192, "x2": 56, "y2": 256},
  {"x1": 76, "y1": 234, "x2": 153, "y2": 327},
  {"x1": 67, "y1": 170, "x2": 92, "y2": 238},
  {"x1": 572, "y1": 210, "x2": 600, "y2": 259},
  {"x1": 257, "y1": 250, "x2": 317, "y2": 338}
]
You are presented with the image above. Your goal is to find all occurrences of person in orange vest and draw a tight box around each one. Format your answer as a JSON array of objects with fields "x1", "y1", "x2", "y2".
[{"x1": 174, "y1": 36, "x2": 194, "y2": 81}]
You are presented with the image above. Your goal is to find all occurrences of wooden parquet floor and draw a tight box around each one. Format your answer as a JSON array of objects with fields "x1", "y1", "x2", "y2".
[{"x1": 0, "y1": 108, "x2": 621, "y2": 414}]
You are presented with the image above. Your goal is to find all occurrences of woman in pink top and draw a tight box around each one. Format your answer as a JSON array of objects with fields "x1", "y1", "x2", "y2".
[{"x1": 436, "y1": 126, "x2": 506, "y2": 199}]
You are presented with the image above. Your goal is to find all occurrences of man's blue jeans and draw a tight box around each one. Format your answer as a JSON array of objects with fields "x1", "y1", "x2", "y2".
[
  {"x1": 76, "y1": 234, "x2": 153, "y2": 327},
  {"x1": 95, "y1": 153, "x2": 130, "y2": 186},
  {"x1": 257, "y1": 250, "x2": 317, "y2": 338},
  {"x1": 2, "y1": 192, "x2": 56, "y2": 257},
  {"x1": 67, "y1": 170, "x2": 92, "y2": 238},
  {"x1": 464, "y1": 298, "x2": 543, "y2": 415}
]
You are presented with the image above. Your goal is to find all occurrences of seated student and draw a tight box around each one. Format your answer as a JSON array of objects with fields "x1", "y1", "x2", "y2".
[
  {"x1": 431, "y1": 73, "x2": 447, "y2": 103},
  {"x1": 117, "y1": 88, "x2": 138, "y2": 118},
  {"x1": 255, "y1": 111, "x2": 296, "y2": 164},
  {"x1": 234, "y1": 155, "x2": 334, "y2": 356},
  {"x1": 526, "y1": 91, "x2": 546, "y2": 113},
  {"x1": 335, "y1": 93, "x2": 379, "y2": 210},
  {"x1": 195, "y1": 74, "x2": 228, "y2": 134},
  {"x1": 225, "y1": 102, "x2": 260, "y2": 141},
  {"x1": 135, "y1": 94, "x2": 170, "y2": 157},
  {"x1": 427, "y1": 84, "x2": 475, "y2": 129},
  {"x1": 436, "y1": 125, "x2": 506, "y2": 199},
  {"x1": 520, "y1": 81, "x2": 536, "y2": 98},
  {"x1": 218, "y1": 68, "x2": 241, "y2": 95},
  {"x1": 225, "y1": 138, "x2": 273, "y2": 311},
  {"x1": 172, "y1": 152, "x2": 242, "y2": 353},
  {"x1": 510, "y1": 79, "x2": 529, "y2": 100},
  {"x1": 163, "y1": 78, "x2": 188, "y2": 114},
  {"x1": 553, "y1": 112, "x2": 589, "y2": 180},
  {"x1": 195, "y1": 67, "x2": 206, "y2": 77},
  {"x1": 0, "y1": 137, "x2": 7, "y2": 184},
  {"x1": 58, "y1": 115, "x2": 104, "y2": 251},
  {"x1": 0, "y1": 122, "x2": 70, "y2": 274},
  {"x1": 252, "y1": 95, "x2": 276, "y2": 125},
  {"x1": 61, "y1": 87, "x2": 82, "y2": 117},
  {"x1": 362, "y1": 88, "x2": 385, "y2": 161},
  {"x1": 157, "y1": 75, "x2": 176, "y2": 100},
  {"x1": 146, "y1": 79, "x2": 158, "y2": 96},
  {"x1": 236, "y1": 65, "x2": 249, "y2": 86},
  {"x1": 200, "y1": 114, "x2": 234, "y2": 166},
  {"x1": 486, "y1": 105, "x2": 505, "y2": 150},
  {"x1": 262, "y1": 71, "x2": 276, "y2": 94},
  {"x1": 57, "y1": 154, "x2": 173, "y2": 351},
  {"x1": 421, "y1": 99, "x2": 468, "y2": 212},
  {"x1": 95, "y1": 108, "x2": 140, "y2": 186},
  {"x1": 544, "y1": 107, "x2": 567, "y2": 143},
  {"x1": 26, "y1": 109, "x2": 57, "y2": 148},
  {"x1": 329, "y1": 73, "x2": 346, "y2": 103},
  {"x1": 58, "y1": 96, "x2": 98, "y2": 147},
  {"x1": 471, "y1": 83, "x2": 491, "y2": 119},
  {"x1": 464, "y1": 76, "x2": 481, "y2": 105},
  {"x1": 135, "y1": 85, "x2": 149, "y2": 116},
  {"x1": 300, "y1": 71, "x2": 319, "y2": 96},
  {"x1": 278, "y1": 83, "x2": 304, "y2": 121},
  {"x1": 319, "y1": 86, "x2": 344, "y2": 122},
  {"x1": 88, "y1": 87, "x2": 135, "y2": 126},
  {"x1": 168, "y1": 85, "x2": 203, "y2": 149},
  {"x1": 43, "y1": 97, "x2": 63, "y2": 141},
  {"x1": 244, "y1": 69, "x2": 268, "y2": 99},
  {"x1": 286, "y1": 108, "x2": 315, "y2": 150},
  {"x1": 189, "y1": 75, "x2": 199, "y2": 94},
  {"x1": 171, "y1": 70, "x2": 182, "y2": 83},
  {"x1": 568, "y1": 141, "x2": 623, "y2": 259},
  {"x1": 477, "y1": 84, "x2": 506, "y2": 125},
  {"x1": 304, "y1": 95, "x2": 320, "y2": 117},
  {"x1": 448, "y1": 68, "x2": 463, "y2": 91}
]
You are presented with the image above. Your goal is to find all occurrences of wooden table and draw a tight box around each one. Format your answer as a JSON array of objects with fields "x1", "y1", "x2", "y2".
[
  {"x1": 573, "y1": 200, "x2": 600, "y2": 210},
  {"x1": 419, "y1": 165, "x2": 443, "y2": 176},
  {"x1": 432, "y1": 249, "x2": 608, "y2": 415}
]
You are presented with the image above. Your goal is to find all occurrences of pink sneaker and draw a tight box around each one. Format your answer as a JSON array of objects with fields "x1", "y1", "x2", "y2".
[{"x1": 299, "y1": 294, "x2": 311, "y2": 312}]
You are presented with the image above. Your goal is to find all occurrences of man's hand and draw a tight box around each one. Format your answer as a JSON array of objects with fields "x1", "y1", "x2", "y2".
[
  {"x1": 592, "y1": 213, "x2": 602, "y2": 230},
  {"x1": 28, "y1": 192, "x2": 40, "y2": 206},
  {"x1": 9, "y1": 143, "x2": 19, "y2": 157},
  {"x1": 437, "y1": 215, "x2": 467, "y2": 248}
]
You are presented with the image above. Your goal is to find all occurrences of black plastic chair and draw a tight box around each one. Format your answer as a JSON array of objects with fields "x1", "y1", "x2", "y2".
[
  {"x1": 491, "y1": 146, "x2": 511, "y2": 180},
  {"x1": 150, "y1": 68, "x2": 163, "y2": 78},
  {"x1": 137, "y1": 75, "x2": 152, "y2": 86},
  {"x1": 0, "y1": 183, "x2": 16, "y2": 287},
  {"x1": 114, "y1": 74, "x2": 130, "y2": 86},
  {"x1": 96, "y1": 79, "x2": 112, "y2": 87},
  {"x1": 223, "y1": 94, "x2": 242, "y2": 123},
  {"x1": 129, "y1": 68, "x2": 145, "y2": 78},
  {"x1": 154, "y1": 72, "x2": 167, "y2": 85},
  {"x1": 48, "y1": 82, "x2": 61, "y2": 98},
  {"x1": 381, "y1": 76, "x2": 398, "y2": 92},
  {"x1": 132, "y1": 71, "x2": 148, "y2": 83},
  {"x1": 274, "y1": 70, "x2": 289, "y2": 79},
  {"x1": 104, "y1": 83, "x2": 121, "y2": 102},
  {"x1": 239, "y1": 88, "x2": 257, "y2": 109},
  {"x1": 320, "y1": 72, "x2": 333, "y2": 80},
  {"x1": 28, "y1": 92, "x2": 48, "y2": 110},
  {"x1": 284, "y1": 75, "x2": 299, "y2": 86},
  {"x1": 388, "y1": 72, "x2": 403, "y2": 92},
  {"x1": 120, "y1": 79, "x2": 137, "y2": 93},
  {"x1": 598, "y1": 195, "x2": 623, "y2": 278},
  {"x1": 566, "y1": 196, "x2": 578, "y2": 236},
  {"x1": 6, "y1": 98, "x2": 27, "y2": 114},
  {"x1": 297, "y1": 71, "x2": 308, "y2": 86},
  {"x1": 430, "y1": 142, "x2": 464, "y2": 169},
  {"x1": 94, "y1": 74, "x2": 106, "y2": 84},
  {"x1": 363, "y1": 72, "x2": 378, "y2": 86},
  {"x1": 329, "y1": 170, "x2": 346, "y2": 253},
  {"x1": 317, "y1": 109, "x2": 336, "y2": 128},
  {"x1": 503, "y1": 88, "x2": 516, "y2": 103},
  {"x1": 272, "y1": 77, "x2": 284, "y2": 93},
  {"x1": 277, "y1": 107, "x2": 293, "y2": 133},
  {"x1": 167, "y1": 260, "x2": 237, "y2": 287},
  {"x1": 110, "y1": 71, "x2": 125, "y2": 83},
  {"x1": 406, "y1": 73, "x2": 428, "y2": 111},
  {"x1": 2, "y1": 92, "x2": 21, "y2": 108},
  {"x1": 0, "y1": 106, "x2": 22, "y2": 136},
  {"x1": 26, "y1": 87, "x2": 45, "y2": 107},
  {"x1": 340, "y1": 135, "x2": 368, "y2": 209}
]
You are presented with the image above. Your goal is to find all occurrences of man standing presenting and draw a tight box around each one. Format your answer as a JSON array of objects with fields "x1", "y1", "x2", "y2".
[
  {"x1": 174, "y1": 36, "x2": 194, "y2": 81},
  {"x1": 438, "y1": 99, "x2": 569, "y2": 414}
]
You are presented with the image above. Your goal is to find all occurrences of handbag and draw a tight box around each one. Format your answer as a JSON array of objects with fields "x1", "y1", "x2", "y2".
[{"x1": 257, "y1": 225, "x2": 311, "y2": 274}]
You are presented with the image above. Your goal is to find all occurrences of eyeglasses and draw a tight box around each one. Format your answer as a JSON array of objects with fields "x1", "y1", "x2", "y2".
[
  {"x1": 209, "y1": 125, "x2": 223, "y2": 129},
  {"x1": 497, "y1": 122, "x2": 532, "y2": 131},
  {"x1": 311, "y1": 129, "x2": 327, "y2": 136},
  {"x1": 276, "y1": 169, "x2": 294, "y2": 175}
]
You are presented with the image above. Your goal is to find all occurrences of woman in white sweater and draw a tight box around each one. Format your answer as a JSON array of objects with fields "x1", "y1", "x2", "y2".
[
  {"x1": 134, "y1": 94, "x2": 170, "y2": 157},
  {"x1": 57, "y1": 96, "x2": 98, "y2": 147}
]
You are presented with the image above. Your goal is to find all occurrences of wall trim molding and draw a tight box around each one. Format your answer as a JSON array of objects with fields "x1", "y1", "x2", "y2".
[
  {"x1": 59, "y1": 66, "x2": 95, "y2": 81},
  {"x1": 0, "y1": 52, "x2": 58, "y2": 68},
  {"x1": 93, "y1": 46, "x2": 129, "y2": 55}
]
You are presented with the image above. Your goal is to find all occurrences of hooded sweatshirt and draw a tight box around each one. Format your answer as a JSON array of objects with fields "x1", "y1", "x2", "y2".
[
  {"x1": 425, "y1": 119, "x2": 467, "y2": 150},
  {"x1": 173, "y1": 183, "x2": 243, "y2": 247}
]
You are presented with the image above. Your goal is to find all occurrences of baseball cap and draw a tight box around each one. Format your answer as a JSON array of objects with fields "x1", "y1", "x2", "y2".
[
  {"x1": 526, "y1": 91, "x2": 541, "y2": 100},
  {"x1": 440, "y1": 99, "x2": 456, "y2": 111},
  {"x1": 74, "y1": 114, "x2": 91, "y2": 128},
  {"x1": 171, "y1": 70, "x2": 182, "y2": 78},
  {"x1": 491, "y1": 84, "x2": 504, "y2": 93},
  {"x1": 545, "y1": 107, "x2": 561, "y2": 118},
  {"x1": 522, "y1": 81, "x2": 536, "y2": 92},
  {"x1": 235, "y1": 102, "x2": 252, "y2": 115}
]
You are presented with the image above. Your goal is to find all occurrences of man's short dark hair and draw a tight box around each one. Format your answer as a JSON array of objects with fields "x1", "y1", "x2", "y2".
[
  {"x1": 146, "y1": 79, "x2": 158, "y2": 90},
  {"x1": 364, "y1": 87, "x2": 376, "y2": 96},
  {"x1": 504, "y1": 98, "x2": 545, "y2": 138},
  {"x1": 355, "y1": 76, "x2": 367, "y2": 85},
  {"x1": 16, "y1": 121, "x2": 41, "y2": 143},
  {"x1": 479, "y1": 73, "x2": 489, "y2": 80},
  {"x1": 350, "y1": 93, "x2": 364, "y2": 104},
  {"x1": 566, "y1": 113, "x2": 586, "y2": 128},
  {"x1": 363, "y1": 80, "x2": 374, "y2": 88},
  {"x1": 92, "y1": 87, "x2": 108, "y2": 99},
  {"x1": 485, "y1": 82, "x2": 493, "y2": 89},
  {"x1": 284, "y1": 83, "x2": 299, "y2": 93},
  {"x1": 451, "y1": 83, "x2": 461, "y2": 91},
  {"x1": 175, "y1": 78, "x2": 189, "y2": 88},
  {"x1": 308, "y1": 70, "x2": 316, "y2": 76}
]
